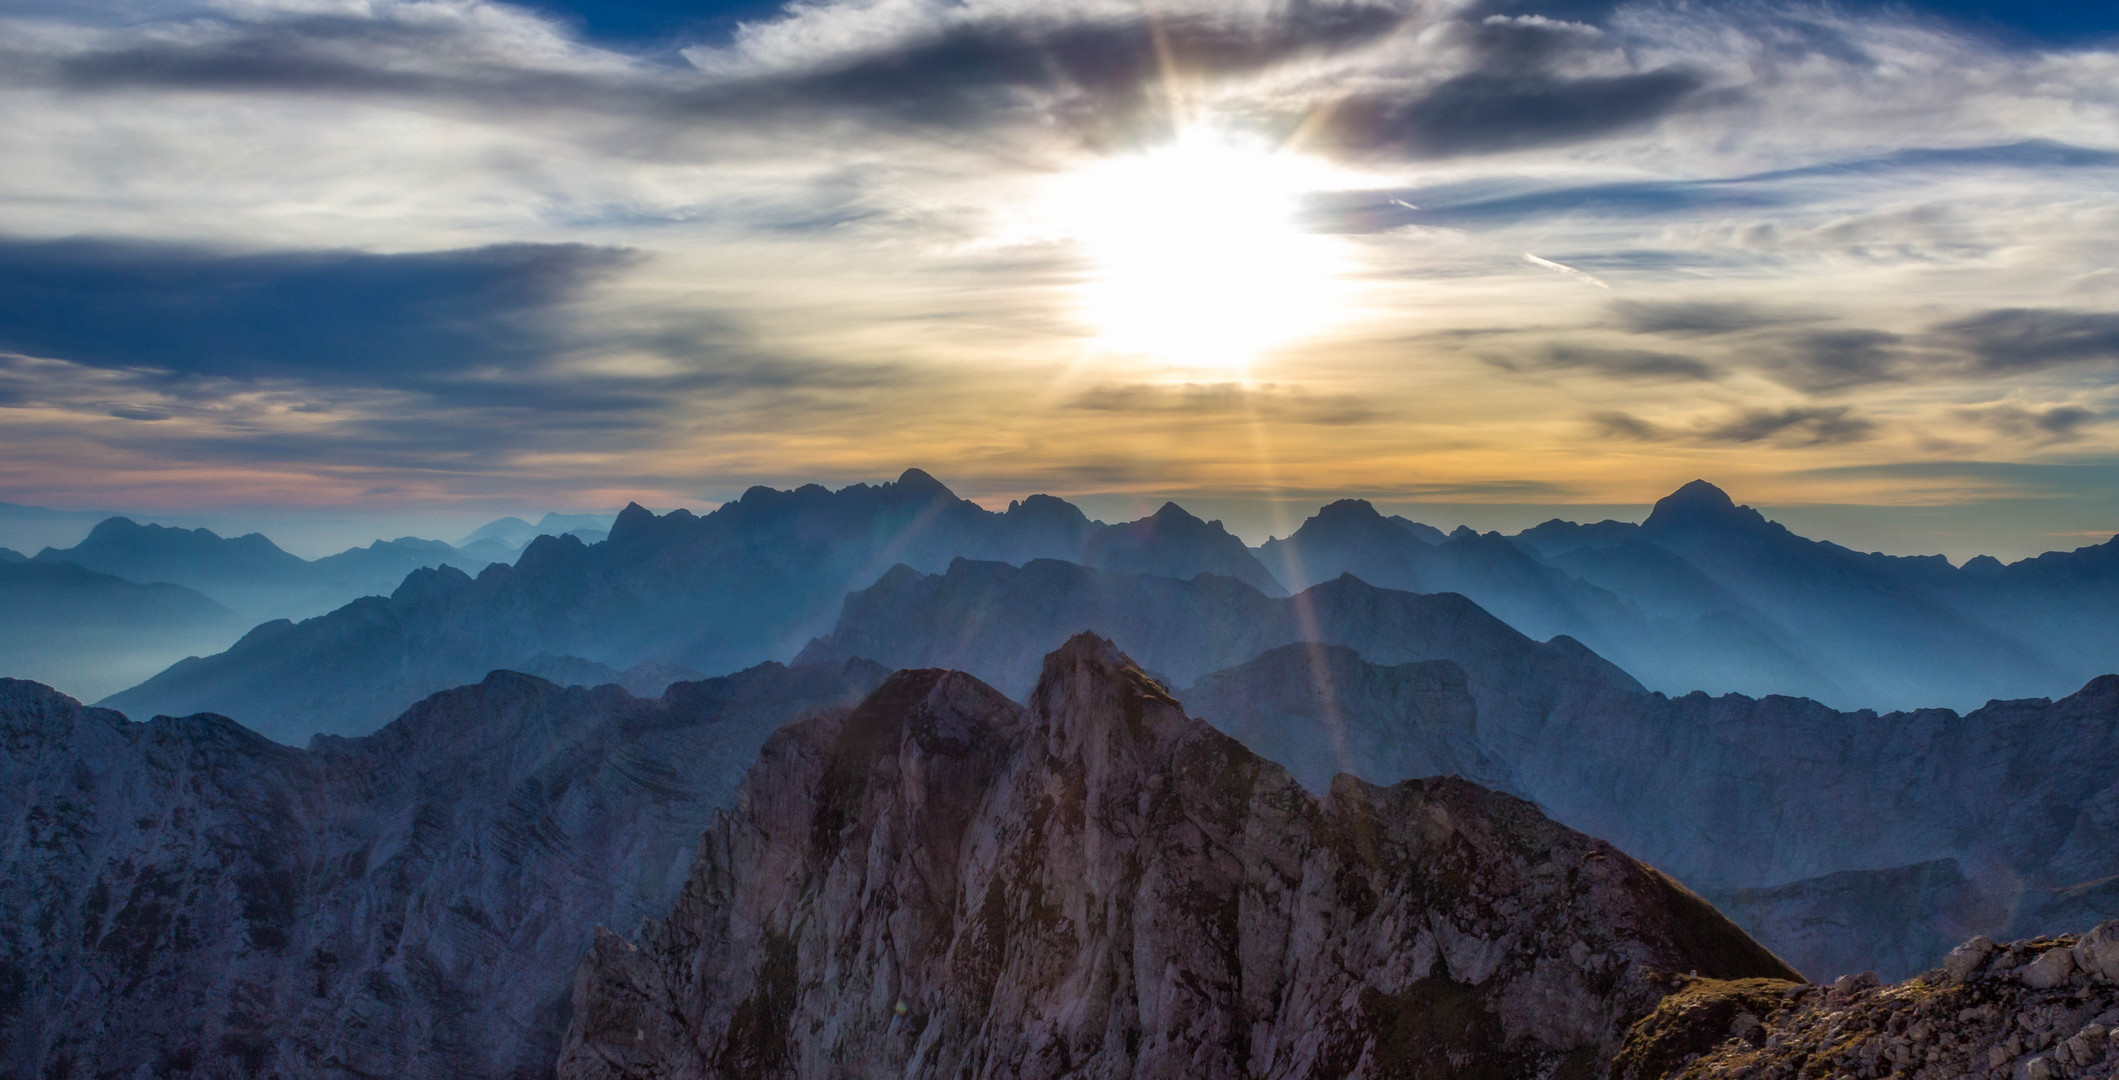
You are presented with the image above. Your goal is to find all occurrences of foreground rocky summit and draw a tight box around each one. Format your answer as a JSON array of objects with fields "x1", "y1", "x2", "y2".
[
  {"x1": 1616, "y1": 922, "x2": 2119, "y2": 1079},
  {"x1": 560, "y1": 634, "x2": 1798, "y2": 1079}
]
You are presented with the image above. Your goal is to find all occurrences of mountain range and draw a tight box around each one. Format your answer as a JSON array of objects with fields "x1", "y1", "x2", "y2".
[
  {"x1": 33, "y1": 516, "x2": 501, "y2": 622},
  {"x1": 6, "y1": 632, "x2": 2115, "y2": 1078},
  {"x1": 103, "y1": 471, "x2": 1282, "y2": 741},
  {"x1": 0, "y1": 659, "x2": 884, "y2": 1080},
  {"x1": 1266, "y1": 481, "x2": 2118, "y2": 710},
  {"x1": 3, "y1": 511, "x2": 609, "y2": 704},
  {"x1": 0, "y1": 558, "x2": 248, "y2": 701},
  {"x1": 88, "y1": 474, "x2": 2119, "y2": 749},
  {"x1": 797, "y1": 556, "x2": 2119, "y2": 980}
]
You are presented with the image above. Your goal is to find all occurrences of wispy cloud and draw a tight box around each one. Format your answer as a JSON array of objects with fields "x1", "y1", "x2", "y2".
[{"x1": 0, "y1": 0, "x2": 2112, "y2": 537}]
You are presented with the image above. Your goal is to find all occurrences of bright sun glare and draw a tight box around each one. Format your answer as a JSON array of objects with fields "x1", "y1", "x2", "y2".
[{"x1": 1050, "y1": 130, "x2": 1347, "y2": 373}]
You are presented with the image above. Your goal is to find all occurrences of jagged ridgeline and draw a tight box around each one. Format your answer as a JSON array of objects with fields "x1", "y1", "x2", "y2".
[{"x1": 94, "y1": 473, "x2": 2119, "y2": 744}]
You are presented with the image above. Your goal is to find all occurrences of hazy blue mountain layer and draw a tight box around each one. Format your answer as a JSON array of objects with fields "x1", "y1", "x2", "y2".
[
  {"x1": 34, "y1": 516, "x2": 501, "y2": 622},
  {"x1": 1508, "y1": 480, "x2": 2115, "y2": 710},
  {"x1": 802, "y1": 557, "x2": 2119, "y2": 979},
  {"x1": 102, "y1": 471, "x2": 1278, "y2": 741},
  {"x1": 0, "y1": 559, "x2": 249, "y2": 701},
  {"x1": 1264, "y1": 482, "x2": 2117, "y2": 711},
  {"x1": 0, "y1": 659, "x2": 884, "y2": 1080}
]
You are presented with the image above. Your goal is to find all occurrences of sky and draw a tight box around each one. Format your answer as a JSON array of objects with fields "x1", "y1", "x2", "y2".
[{"x1": 1, "y1": 0, "x2": 2117, "y2": 560}]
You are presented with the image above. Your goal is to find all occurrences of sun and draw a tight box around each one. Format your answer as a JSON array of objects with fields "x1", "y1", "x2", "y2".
[{"x1": 1047, "y1": 130, "x2": 1348, "y2": 374}]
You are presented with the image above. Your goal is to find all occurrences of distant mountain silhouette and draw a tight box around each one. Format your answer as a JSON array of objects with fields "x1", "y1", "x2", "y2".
[
  {"x1": 0, "y1": 559, "x2": 248, "y2": 701},
  {"x1": 1257, "y1": 481, "x2": 2116, "y2": 711},
  {"x1": 456, "y1": 511, "x2": 615, "y2": 553},
  {"x1": 102, "y1": 472, "x2": 1287, "y2": 741},
  {"x1": 97, "y1": 474, "x2": 2119, "y2": 738},
  {"x1": 796, "y1": 556, "x2": 1639, "y2": 704},
  {"x1": 1082, "y1": 501, "x2": 1283, "y2": 594},
  {"x1": 34, "y1": 517, "x2": 501, "y2": 621},
  {"x1": 1510, "y1": 480, "x2": 2109, "y2": 709}
]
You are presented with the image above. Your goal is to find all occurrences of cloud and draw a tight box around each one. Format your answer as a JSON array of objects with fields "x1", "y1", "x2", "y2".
[
  {"x1": 1703, "y1": 406, "x2": 1876, "y2": 445},
  {"x1": 1066, "y1": 382, "x2": 1378, "y2": 425},
  {"x1": 1325, "y1": 68, "x2": 1704, "y2": 158},
  {"x1": 1961, "y1": 403, "x2": 2102, "y2": 441},
  {"x1": 1756, "y1": 329, "x2": 1912, "y2": 393},
  {"x1": 1488, "y1": 344, "x2": 1716, "y2": 380},
  {"x1": 0, "y1": 238, "x2": 635, "y2": 383},
  {"x1": 1594, "y1": 405, "x2": 1876, "y2": 445},
  {"x1": 1934, "y1": 308, "x2": 2119, "y2": 371},
  {"x1": 1610, "y1": 300, "x2": 1809, "y2": 336}
]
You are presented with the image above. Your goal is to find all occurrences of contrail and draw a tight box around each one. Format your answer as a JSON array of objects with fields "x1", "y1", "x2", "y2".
[{"x1": 1524, "y1": 252, "x2": 1610, "y2": 289}]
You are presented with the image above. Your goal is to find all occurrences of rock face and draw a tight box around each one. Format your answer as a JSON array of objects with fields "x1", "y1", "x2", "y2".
[
  {"x1": 1615, "y1": 922, "x2": 2119, "y2": 1080},
  {"x1": 558, "y1": 634, "x2": 1797, "y2": 1080},
  {"x1": 0, "y1": 660, "x2": 883, "y2": 1080}
]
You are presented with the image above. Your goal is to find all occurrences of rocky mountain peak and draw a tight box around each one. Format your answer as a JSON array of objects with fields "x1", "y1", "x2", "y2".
[
  {"x1": 1024, "y1": 631, "x2": 1185, "y2": 763},
  {"x1": 1149, "y1": 499, "x2": 1202, "y2": 524},
  {"x1": 892, "y1": 466, "x2": 955, "y2": 497},
  {"x1": 1642, "y1": 479, "x2": 1766, "y2": 532},
  {"x1": 605, "y1": 501, "x2": 657, "y2": 542},
  {"x1": 559, "y1": 639, "x2": 1797, "y2": 1080}
]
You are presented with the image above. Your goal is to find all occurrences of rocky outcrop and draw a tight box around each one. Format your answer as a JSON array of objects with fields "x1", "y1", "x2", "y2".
[
  {"x1": 1615, "y1": 922, "x2": 2119, "y2": 1079},
  {"x1": 0, "y1": 660, "x2": 883, "y2": 1080},
  {"x1": 558, "y1": 634, "x2": 1797, "y2": 1080}
]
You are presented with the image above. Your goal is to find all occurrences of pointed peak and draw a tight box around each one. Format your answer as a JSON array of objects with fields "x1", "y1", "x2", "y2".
[
  {"x1": 1032, "y1": 633, "x2": 1180, "y2": 732},
  {"x1": 893, "y1": 468, "x2": 953, "y2": 497},
  {"x1": 608, "y1": 502, "x2": 656, "y2": 542},
  {"x1": 1150, "y1": 501, "x2": 1202, "y2": 523},
  {"x1": 1050, "y1": 631, "x2": 1128, "y2": 669}
]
